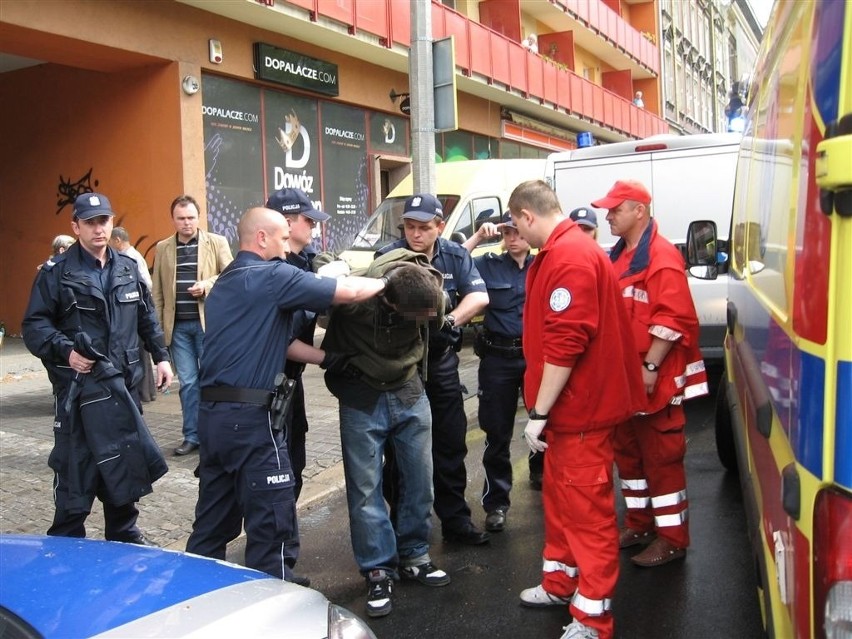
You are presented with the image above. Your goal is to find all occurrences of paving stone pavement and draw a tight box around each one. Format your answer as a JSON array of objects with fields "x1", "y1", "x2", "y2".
[{"x1": 0, "y1": 335, "x2": 480, "y2": 551}]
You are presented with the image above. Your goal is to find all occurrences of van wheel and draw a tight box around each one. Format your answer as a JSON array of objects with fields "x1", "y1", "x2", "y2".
[{"x1": 715, "y1": 381, "x2": 738, "y2": 472}]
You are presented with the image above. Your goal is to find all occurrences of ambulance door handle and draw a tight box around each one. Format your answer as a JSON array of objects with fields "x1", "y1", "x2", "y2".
[
  {"x1": 816, "y1": 112, "x2": 852, "y2": 217},
  {"x1": 781, "y1": 463, "x2": 801, "y2": 520},
  {"x1": 727, "y1": 301, "x2": 738, "y2": 334},
  {"x1": 733, "y1": 337, "x2": 773, "y2": 439}
]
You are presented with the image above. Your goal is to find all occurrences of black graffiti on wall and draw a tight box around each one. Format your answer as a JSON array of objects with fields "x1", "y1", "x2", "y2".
[{"x1": 57, "y1": 169, "x2": 99, "y2": 215}]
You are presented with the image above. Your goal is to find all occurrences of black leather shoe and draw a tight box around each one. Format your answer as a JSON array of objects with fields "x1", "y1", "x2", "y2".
[
  {"x1": 485, "y1": 509, "x2": 507, "y2": 533},
  {"x1": 125, "y1": 534, "x2": 158, "y2": 547},
  {"x1": 175, "y1": 440, "x2": 199, "y2": 456},
  {"x1": 443, "y1": 524, "x2": 490, "y2": 546}
]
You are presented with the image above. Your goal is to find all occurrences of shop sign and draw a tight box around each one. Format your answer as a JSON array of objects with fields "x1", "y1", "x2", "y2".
[{"x1": 254, "y1": 43, "x2": 339, "y2": 97}]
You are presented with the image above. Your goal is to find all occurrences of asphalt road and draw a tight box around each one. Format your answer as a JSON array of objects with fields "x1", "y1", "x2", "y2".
[{"x1": 230, "y1": 391, "x2": 765, "y2": 639}]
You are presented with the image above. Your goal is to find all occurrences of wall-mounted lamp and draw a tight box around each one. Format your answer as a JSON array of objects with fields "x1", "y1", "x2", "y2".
[
  {"x1": 389, "y1": 89, "x2": 409, "y2": 104},
  {"x1": 182, "y1": 75, "x2": 200, "y2": 95}
]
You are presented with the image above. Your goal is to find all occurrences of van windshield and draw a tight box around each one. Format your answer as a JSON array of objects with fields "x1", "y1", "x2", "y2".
[{"x1": 347, "y1": 195, "x2": 460, "y2": 252}]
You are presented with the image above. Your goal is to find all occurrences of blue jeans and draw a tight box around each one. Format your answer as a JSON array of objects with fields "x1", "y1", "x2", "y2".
[
  {"x1": 339, "y1": 391, "x2": 434, "y2": 576},
  {"x1": 170, "y1": 319, "x2": 204, "y2": 444}
]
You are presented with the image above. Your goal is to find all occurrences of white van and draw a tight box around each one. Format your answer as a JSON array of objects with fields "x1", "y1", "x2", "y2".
[
  {"x1": 545, "y1": 133, "x2": 741, "y2": 363},
  {"x1": 340, "y1": 159, "x2": 546, "y2": 270}
]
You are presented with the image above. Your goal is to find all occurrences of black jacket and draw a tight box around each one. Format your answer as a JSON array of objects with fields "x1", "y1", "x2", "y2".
[{"x1": 23, "y1": 242, "x2": 169, "y2": 393}]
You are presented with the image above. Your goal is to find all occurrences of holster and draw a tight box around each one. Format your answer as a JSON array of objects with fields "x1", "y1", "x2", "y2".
[{"x1": 270, "y1": 373, "x2": 297, "y2": 433}]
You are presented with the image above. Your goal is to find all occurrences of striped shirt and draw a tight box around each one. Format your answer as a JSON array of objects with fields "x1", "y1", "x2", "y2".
[{"x1": 175, "y1": 236, "x2": 200, "y2": 321}]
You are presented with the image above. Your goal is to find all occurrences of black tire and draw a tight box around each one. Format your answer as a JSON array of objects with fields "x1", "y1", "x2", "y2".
[{"x1": 715, "y1": 381, "x2": 738, "y2": 472}]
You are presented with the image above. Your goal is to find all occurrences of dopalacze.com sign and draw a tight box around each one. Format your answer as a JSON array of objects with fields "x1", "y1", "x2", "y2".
[{"x1": 254, "y1": 43, "x2": 339, "y2": 97}]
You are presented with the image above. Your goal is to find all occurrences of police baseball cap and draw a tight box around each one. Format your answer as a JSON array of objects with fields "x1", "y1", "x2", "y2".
[
  {"x1": 402, "y1": 194, "x2": 444, "y2": 222},
  {"x1": 266, "y1": 188, "x2": 331, "y2": 223},
  {"x1": 590, "y1": 180, "x2": 652, "y2": 209},
  {"x1": 500, "y1": 210, "x2": 518, "y2": 229},
  {"x1": 73, "y1": 193, "x2": 115, "y2": 220},
  {"x1": 569, "y1": 207, "x2": 598, "y2": 229}
]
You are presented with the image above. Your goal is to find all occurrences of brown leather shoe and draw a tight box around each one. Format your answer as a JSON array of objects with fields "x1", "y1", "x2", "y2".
[
  {"x1": 630, "y1": 537, "x2": 686, "y2": 567},
  {"x1": 618, "y1": 527, "x2": 656, "y2": 548}
]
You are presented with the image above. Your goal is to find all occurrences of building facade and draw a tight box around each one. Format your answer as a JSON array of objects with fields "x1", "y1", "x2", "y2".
[{"x1": 0, "y1": 0, "x2": 747, "y2": 333}]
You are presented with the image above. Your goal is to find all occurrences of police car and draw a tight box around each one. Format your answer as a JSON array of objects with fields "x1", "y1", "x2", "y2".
[{"x1": 0, "y1": 534, "x2": 376, "y2": 639}]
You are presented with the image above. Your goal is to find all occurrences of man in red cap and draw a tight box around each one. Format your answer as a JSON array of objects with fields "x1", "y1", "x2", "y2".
[{"x1": 591, "y1": 179, "x2": 709, "y2": 568}]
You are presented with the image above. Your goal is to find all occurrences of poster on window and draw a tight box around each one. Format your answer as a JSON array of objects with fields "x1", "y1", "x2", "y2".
[
  {"x1": 319, "y1": 102, "x2": 368, "y2": 253},
  {"x1": 201, "y1": 75, "x2": 265, "y2": 249},
  {"x1": 263, "y1": 90, "x2": 323, "y2": 246}
]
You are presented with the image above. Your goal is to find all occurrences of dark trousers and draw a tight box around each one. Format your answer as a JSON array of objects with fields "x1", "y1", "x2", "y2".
[
  {"x1": 187, "y1": 402, "x2": 299, "y2": 580},
  {"x1": 48, "y1": 498, "x2": 140, "y2": 541},
  {"x1": 478, "y1": 354, "x2": 525, "y2": 512},
  {"x1": 286, "y1": 379, "x2": 308, "y2": 501}
]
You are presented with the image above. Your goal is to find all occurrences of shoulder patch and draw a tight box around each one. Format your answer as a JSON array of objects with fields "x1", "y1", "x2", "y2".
[{"x1": 549, "y1": 287, "x2": 572, "y2": 312}]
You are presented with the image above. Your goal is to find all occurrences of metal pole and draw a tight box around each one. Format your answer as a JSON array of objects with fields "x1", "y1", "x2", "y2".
[{"x1": 410, "y1": 0, "x2": 436, "y2": 195}]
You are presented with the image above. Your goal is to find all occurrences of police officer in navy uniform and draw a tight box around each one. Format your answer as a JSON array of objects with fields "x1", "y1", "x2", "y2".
[
  {"x1": 186, "y1": 207, "x2": 386, "y2": 581},
  {"x1": 463, "y1": 211, "x2": 533, "y2": 532},
  {"x1": 22, "y1": 192, "x2": 173, "y2": 544},
  {"x1": 377, "y1": 194, "x2": 491, "y2": 545},
  {"x1": 265, "y1": 187, "x2": 332, "y2": 500}
]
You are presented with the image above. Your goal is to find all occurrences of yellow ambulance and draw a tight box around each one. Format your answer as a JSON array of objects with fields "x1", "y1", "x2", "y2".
[{"x1": 687, "y1": 1, "x2": 851, "y2": 637}]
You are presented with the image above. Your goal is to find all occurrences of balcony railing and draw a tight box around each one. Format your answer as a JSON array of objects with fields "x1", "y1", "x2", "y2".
[{"x1": 281, "y1": 0, "x2": 667, "y2": 139}]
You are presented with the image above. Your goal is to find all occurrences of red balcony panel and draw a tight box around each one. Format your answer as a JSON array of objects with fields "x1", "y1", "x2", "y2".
[
  {"x1": 542, "y1": 62, "x2": 559, "y2": 106},
  {"x1": 355, "y1": 0, "x2": 388, "y2": 39},
  {"x1": 491, "y1": 33, "x2": 511, "y2": 85},
  {"x1": 431, "y1": 2, "x2": 446, "y2": 39},
  {"x1": 592, "y1": 84, "x2": 604, "y2": 124},
  {"x1": 612, "y1": 98, "x2": 622, "y2": 131},
  {"x1": 606, "y1": 8, "x2": 617, "y2": 45},
  {"x1": 638, "y1": 110, "x2": 647, "y2": 138},
  {"x1": 508, "y1": 44, "x2": 527, "y2": 92},
  {"x1": 527, "y1": 55, "x2": 544, "y2": 100},
  {"x1": 468, "y1": 21, "x2": 493, "y2": 78},
  {"x1": 603, "y1": 92, "x2": 613, "y2": 126},
  {"x1": 319, "y1": 0, "x2": 354, "y2": 26},
  {"x1": 587, "y1": 1, "x2": 599, "y2": 32},
  {"x1": 616, "y1": 19, "x2": 626, "y2": 52},
  {"x1": 569, "y1": 74, "x2": 583, "y2": 114},
  {"x1": 564, "y1": 0, "x2": 579, "y2": 15},
  {"x1": 440, "y1": 9, "x2": 471, "y2": 71},
  {"x1": 575, "y1": 0, "x2": 588, "y2": 25},
  {"x1": 629, "y1": 107, "x2": 639, "y2": 137},
  {"x1": 287, "y1": 0, "x2": 314, "y2": 11},
  {"x1": 581, "y1": 79, "x2": 594, "y2": 119},
  {"x1": 390, "y1": 0, "x2": 411, "y2": 47}
]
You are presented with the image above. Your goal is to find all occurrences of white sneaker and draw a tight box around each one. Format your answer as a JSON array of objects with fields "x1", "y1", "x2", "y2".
[
  {"x1": 560, "y1": 621, "x2": 599, "y2": 639},
  {"x1": 519, "y1": 584, "x2": 571, "y2": 607}
]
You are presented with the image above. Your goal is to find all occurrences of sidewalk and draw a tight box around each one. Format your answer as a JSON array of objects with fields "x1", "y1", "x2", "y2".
[{"x1": 0, "y1": 336, "x2": 481, "y2": 550}]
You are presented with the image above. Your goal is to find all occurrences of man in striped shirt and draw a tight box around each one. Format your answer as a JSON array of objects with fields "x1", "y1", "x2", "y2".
[{"x1": 152, "y1": 195, "x2": 233, "y2": 456}]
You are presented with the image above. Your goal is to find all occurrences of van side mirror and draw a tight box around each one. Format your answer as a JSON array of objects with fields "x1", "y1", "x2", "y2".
[
  {"x1": 450, "y1": 232, "x2": 467, "y2": 244},
  {"x1": 686, "y1": 220, "x2": 719, "y2": 280}
]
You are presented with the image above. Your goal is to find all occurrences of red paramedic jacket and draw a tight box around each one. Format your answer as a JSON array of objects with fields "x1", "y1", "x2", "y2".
[{"x1": 522, "y1": 219, "x2": 645, "y2": 433}]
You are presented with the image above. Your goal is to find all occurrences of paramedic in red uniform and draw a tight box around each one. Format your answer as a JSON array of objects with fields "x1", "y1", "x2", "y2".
[
  {"x1": 591, "y1": 179, "x2": 709, "y2": 568},
  {"x1": 511, "y1": 180, "x2": 644, "y2": 639}
]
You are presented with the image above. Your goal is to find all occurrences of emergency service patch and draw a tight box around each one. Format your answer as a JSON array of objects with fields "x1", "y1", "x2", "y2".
[
  {"x1": 549, "y1": 288, "x2": 571, "y2": 312},
  {"x1": 123, "y1": 291, "x2": 140, "y2": 301}
]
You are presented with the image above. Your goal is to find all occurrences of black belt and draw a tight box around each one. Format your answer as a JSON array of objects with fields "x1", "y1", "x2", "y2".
[
  {"x1": 483, "y1": 331, "x2": 522, "y2": 349},
  {"x1": 201, "y1": 386, "x2": 274, "y2": 406}
]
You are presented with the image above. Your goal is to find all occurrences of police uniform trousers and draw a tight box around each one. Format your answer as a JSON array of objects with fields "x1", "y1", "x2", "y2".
[
  {"x1": 477, "y1": 353, "x2": 525, "y2": 513},
  {"x1": 285, "y1": 378, "x2": 308, "y2": 501},
  {"x1": 541, "y1": 428, "x2": 618, "y2": 639},
  {"x1": 187, "y1": 401, "x2": 299, "y2": 580},
  {"x1": 614, "y1": 405, "x2": 690, "y2": 548}
]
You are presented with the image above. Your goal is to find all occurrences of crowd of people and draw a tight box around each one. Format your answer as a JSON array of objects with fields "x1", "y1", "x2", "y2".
[{"x1": 22, "y1": 177, "x2": 707, "y2": 639}]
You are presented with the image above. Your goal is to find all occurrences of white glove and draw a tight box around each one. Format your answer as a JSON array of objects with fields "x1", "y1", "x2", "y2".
[
  {"x1": 317, "y1": 260, "x2": 351, "y2": 279},
  {"x1": 524, "y1": 418, "x2": 549, "y2": 453}
]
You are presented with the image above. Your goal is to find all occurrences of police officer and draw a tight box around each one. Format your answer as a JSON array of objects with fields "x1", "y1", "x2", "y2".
[
  {"x1": 186, "y1": 207, "x2": 386, "y2": 581},
  {"x1": 22, "y1": 192, "x2": 173, "y2": 544},
  {"x1": 463, "y1": 212, "x2": 532, "y2": 532},
  {"x1": 265, "y1": 187, "x2": 332, "y2": 500},
  {"x1": 377, "y1": 194, "x2": 491, "y2": 545}
]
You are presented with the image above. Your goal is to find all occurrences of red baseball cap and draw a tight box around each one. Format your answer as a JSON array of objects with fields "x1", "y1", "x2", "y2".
[{"x1": 590, "y1": 180, "x2": 652, "y2": 209}]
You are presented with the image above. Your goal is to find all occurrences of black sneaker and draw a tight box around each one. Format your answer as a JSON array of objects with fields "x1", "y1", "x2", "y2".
[
  {"x1": 400, "y1": 561, "x2": 451, "y2": 587},
  {"x1": 365, "y1": 569, "x2": 393, "y2": 618}
]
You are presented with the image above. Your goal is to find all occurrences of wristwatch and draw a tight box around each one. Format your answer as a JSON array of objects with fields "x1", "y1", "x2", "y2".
[
  {"x1": 445, "y1": 314, "x2": 456, "y2": 327},
  {"x1": 642, "y1": 360, "x2": 660, "y2": 372},
  {"x1": 528, "y1": 408, "x2": 550, "y2": 420}
]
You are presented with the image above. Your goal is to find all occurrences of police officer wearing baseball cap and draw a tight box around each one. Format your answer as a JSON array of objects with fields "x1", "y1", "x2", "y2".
[
  {"x1": 463, "y1": 211, "x2": 534, "y2": 530},
  {"x1": 569, "y1": 207, "x2": 599, "y2": 239},
  {"x1": 378, "y1": 193, "x2": 492, "y2": 546},
  {"x1": 265, "y1": 188, "x2": 331, "y2": 502},
  {"x1": 22, "y1": 192, "x2": 173, "y2": 545}
]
